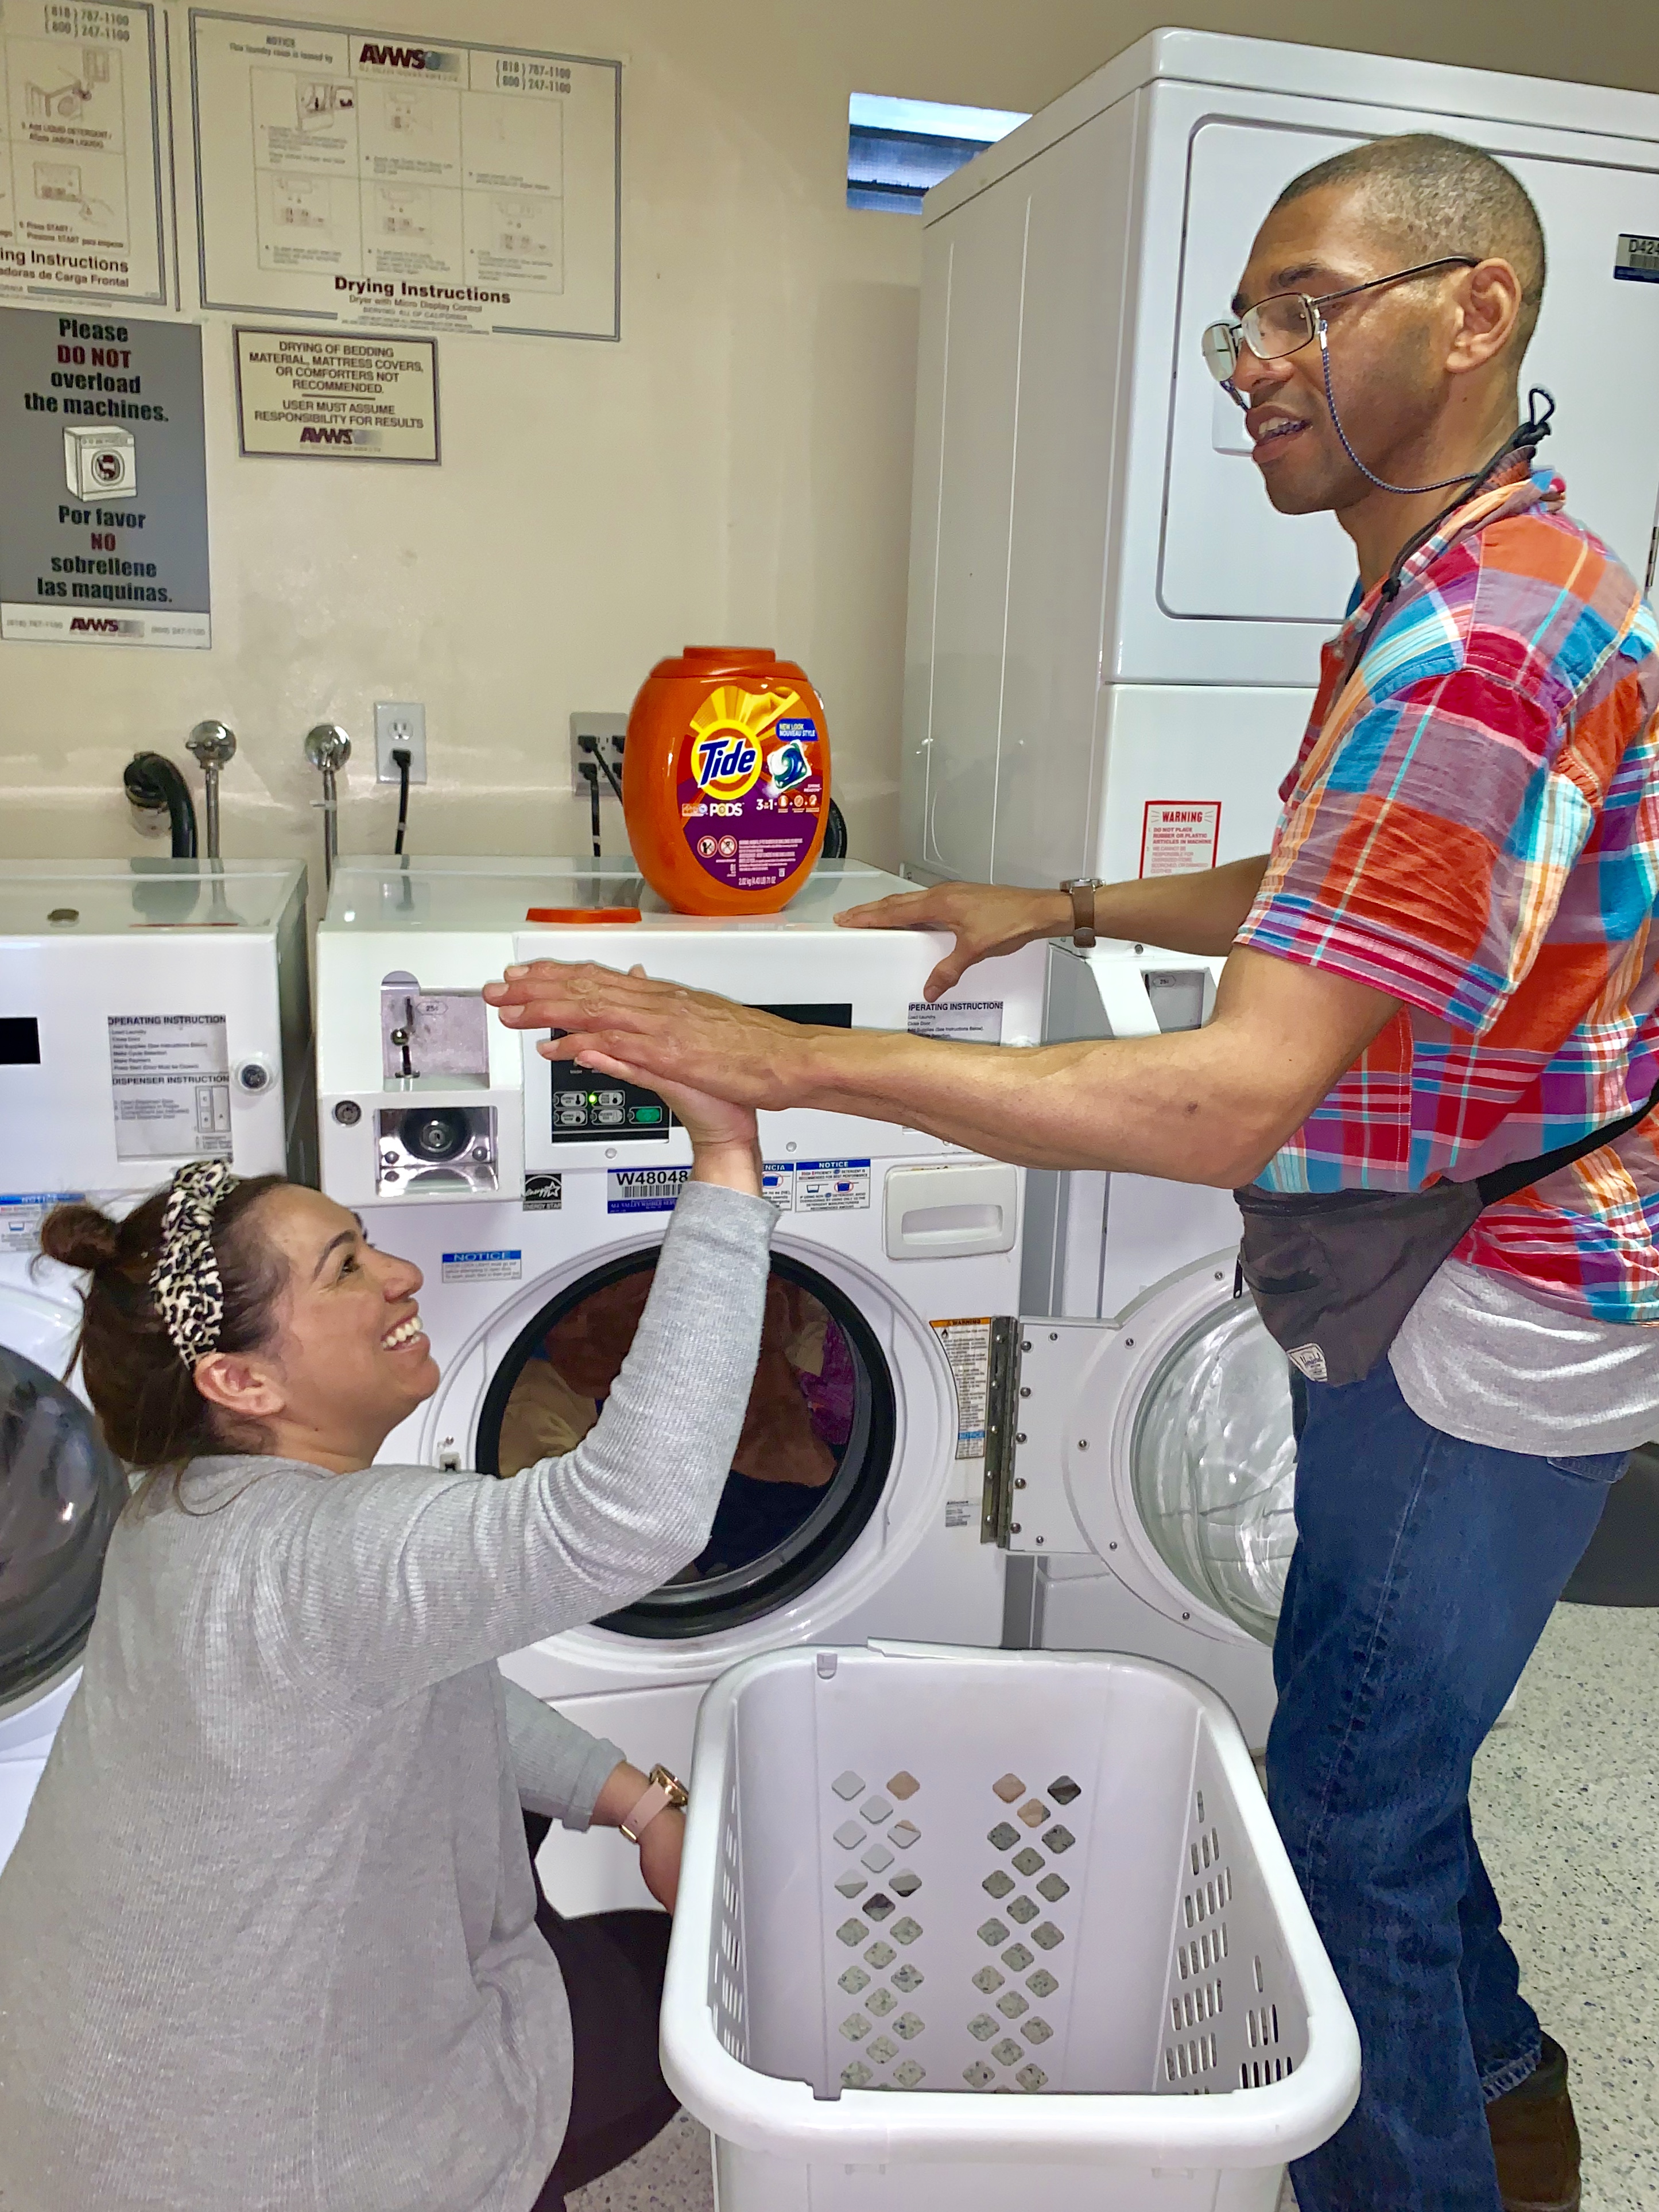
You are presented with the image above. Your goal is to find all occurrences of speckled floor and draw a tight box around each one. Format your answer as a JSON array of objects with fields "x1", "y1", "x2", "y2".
[{"x1": 572, "y1": 1603, "x2": 1659, "y2": 2212}]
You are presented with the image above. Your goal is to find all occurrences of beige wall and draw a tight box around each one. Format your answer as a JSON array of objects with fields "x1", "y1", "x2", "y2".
[{"x1": 5, "y1": 0, "x2": 1657, "y2": 887}]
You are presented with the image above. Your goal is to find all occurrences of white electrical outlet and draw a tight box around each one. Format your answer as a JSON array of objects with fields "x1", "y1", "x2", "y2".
[
  {"x1": 375, "y1": 700, "x2": 427, "y2": 783},
  {"x1": 569, "y1": 712, "x2": 627, "y2": 797}
]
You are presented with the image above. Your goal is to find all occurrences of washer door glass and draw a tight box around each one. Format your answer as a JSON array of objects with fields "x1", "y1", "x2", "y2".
[
  {"x1": 1129, "y1": 1295, "x2": 1295, "y2": 1645},
  {"x1": 1, "y1": 1346, "x2": 127, "y2": 1705},
  {"x1": 476, "y1": 1249, "x2": 895, "y2": 1639}
]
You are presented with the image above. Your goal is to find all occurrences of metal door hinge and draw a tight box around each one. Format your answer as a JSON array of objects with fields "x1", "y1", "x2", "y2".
[{"x1": 980, "y1": 1315, "x2": 1022, "y2": 1546}]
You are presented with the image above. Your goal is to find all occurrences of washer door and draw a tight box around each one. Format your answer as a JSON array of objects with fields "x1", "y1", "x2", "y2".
[
  {"x1": 1059, "y1": 1255, "x2": 1296, "y2": 1647},
  {"x1": 474, "y1": 1245, "x2": 896, "y2": 1639},
  {"x1": 1, "y1": 1340, "x2": 127, "y2": 1710}
]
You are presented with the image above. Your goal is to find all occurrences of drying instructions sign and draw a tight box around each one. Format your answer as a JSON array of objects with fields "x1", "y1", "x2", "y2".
[
  {"x1": 234, "y1": 327, "x2": 439, "y2": 459},
  {"x1": 107, "y1": 1015, "x2": 230, "y2": 1159},
  {"x1": 931, "y1": 1317, "x2": 992, "y2": 1461},
  {"x1": 0, "y1": 302, "x2": 211, "y2": 645},
  {"x1": 191, "y1": 13, "x2": 621, "y2": 339},
  {"x1": 0, "y1": 2, "x2": 168, "y2": 308}
]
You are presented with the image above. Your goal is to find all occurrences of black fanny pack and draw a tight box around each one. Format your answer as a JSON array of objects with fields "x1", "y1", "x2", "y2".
[{"x1": 1234, "y1": 1084, "x2": 1659, "y2": 1387}]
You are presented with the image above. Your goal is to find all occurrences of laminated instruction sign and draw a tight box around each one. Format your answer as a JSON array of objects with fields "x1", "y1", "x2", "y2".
[
  {"x1": 0, "y1": 301, "x2": 211, "y2": 646},
  {"x1": 234, "y1": 326, "x2": 439, "y2": 458},
  {"x1": 0, "y1": 1, "x2": 167, "y2": 308},
  {"x1": 191, "y1": 12, "x2": 622, "y2": 340}
]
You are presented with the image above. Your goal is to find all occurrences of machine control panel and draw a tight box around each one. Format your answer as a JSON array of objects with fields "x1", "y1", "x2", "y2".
[{"x1": 548, "y1": 1063, "x2": 675, "y2": 1143}]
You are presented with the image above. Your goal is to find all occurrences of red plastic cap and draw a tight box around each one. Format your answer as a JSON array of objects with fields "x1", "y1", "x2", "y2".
[{"x1": 524, "y1": 906, "x2": 642, "y2": 925}]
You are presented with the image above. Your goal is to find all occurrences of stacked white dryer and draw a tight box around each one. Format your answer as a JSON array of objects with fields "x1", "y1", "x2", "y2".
[
  {"x1": 901, "y1": 31, "x2": 1659, "y2": 1733},
  {"x1": 0, "y1": 859, "x2": 312, "y2": 1866}
]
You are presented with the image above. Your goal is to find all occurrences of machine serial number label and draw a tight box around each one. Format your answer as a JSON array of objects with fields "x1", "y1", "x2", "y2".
[
  {"x1": 606, "y1": 1167, "x2": 689, "y2": 1214},
  {"x1": 1615, "y1": 233, "x2": 1659, "y2": 283}
]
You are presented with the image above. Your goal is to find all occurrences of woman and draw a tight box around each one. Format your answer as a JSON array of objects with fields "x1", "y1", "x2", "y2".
[{"x1": 0, "y1": 1073, "x2": 773, "y2": 2212}]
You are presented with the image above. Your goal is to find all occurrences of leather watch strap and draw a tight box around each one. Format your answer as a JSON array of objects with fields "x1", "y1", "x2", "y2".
[
  {"x1": 1063, "y1": 878, "x2": 1100, "y2": 949},
  {"x1": 620, "y1": 1763, "x2": 689, "y2": 1843}
]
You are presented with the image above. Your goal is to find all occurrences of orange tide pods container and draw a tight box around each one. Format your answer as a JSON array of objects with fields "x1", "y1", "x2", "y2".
[{"x1": 622, "y1": 646, "x2": 831, "y2": 914}]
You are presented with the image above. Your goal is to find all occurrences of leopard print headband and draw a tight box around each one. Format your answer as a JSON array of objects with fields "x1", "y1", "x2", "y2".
[{"x1": 152, "y1": 1160, "x2": 239, "y2": 1368}]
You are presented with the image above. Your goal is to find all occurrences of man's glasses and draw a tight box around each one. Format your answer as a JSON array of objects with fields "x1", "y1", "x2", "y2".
[{"x1": 1200, "y1": 258, "x2": 1479, "y2": 385}]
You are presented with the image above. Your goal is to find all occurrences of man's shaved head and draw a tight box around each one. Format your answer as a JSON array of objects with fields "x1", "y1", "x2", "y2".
[{"x1": 1273, "y1": 134, "x2": 1546, "y2": 354}]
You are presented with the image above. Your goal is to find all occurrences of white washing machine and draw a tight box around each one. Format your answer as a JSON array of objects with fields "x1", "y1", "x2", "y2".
[
  {"x1": 315, "y1": 855, "x2": 1051, "y2": 1910},
  {"x1": 0, "y1": 857, "x2": 313, "y2": 1868}
]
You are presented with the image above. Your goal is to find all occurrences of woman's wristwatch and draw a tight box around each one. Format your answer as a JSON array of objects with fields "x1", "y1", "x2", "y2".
[
  {"x1": 621, "y1": 1764, "x2": 689, "y2": 1842},
  {"x1": 1061, "y1": 876, "x2": 1104, "y2": 949}
]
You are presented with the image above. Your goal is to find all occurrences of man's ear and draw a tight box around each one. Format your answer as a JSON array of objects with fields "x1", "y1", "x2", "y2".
[
  {"x1": 1447, "y1": 258, "x2": 1524, "y2": 377},
  {"x1": 193, "y1": 1349, "x2": 285, "y2": 1422}
]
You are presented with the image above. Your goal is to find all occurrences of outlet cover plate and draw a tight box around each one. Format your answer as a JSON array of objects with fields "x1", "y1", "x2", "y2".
[
  {"x1": 375, "y1": 700, "x2": 427, "y2": 784},
  {"x1": 569, "y1": 712, "x2": 627, "y2": 798}
]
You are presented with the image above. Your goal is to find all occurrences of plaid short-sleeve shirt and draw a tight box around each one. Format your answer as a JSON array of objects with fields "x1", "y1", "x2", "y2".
[{"x1": 1237, "y1": 467, "x2": 1659, "y2": 1325}]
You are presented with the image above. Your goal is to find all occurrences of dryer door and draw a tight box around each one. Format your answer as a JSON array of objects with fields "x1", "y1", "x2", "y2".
[
  {"x1": 472, "y1": 1244, "x2": 897, "y2": 1639},
  {"x1": 1007, "y1": 1254, "x2": 1296, "y2": 1646}
]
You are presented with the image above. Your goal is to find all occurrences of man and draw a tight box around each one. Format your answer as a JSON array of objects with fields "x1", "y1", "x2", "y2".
[{"x1": 487, "y1": 137, "x2": 1659, "y2": 2211}]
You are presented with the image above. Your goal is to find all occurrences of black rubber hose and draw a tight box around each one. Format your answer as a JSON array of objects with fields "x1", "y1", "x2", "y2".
[
  {"x1": 123, "y1": 752, "x2": 199, "y2": 858},
  {"x1": 821, "y1": 798, "x2": 848, "y2": 860},
  {"x1": 393, "y1": 748, "x2": 410, "y2": 856}
]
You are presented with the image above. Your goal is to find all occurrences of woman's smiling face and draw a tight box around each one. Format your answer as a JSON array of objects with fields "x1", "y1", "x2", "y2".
[{"x1": 193, "y1": 1185, "x2": 440, "y2": 1473}]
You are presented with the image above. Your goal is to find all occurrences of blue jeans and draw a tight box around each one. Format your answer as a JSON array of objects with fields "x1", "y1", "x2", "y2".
[{"x1": 1269, "y1": 1361, "x2": 1626, "y2": 2211}]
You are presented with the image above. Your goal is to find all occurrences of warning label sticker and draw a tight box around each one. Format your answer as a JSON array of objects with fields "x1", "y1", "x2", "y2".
[
  {"x1": 107, "y1": 1015, "x2": 231, "y2": 1161},
  {"x1": 440, "y1": 1249, "x2": 522, "y2": 1283},
  {"x1": 1139, "y1": 801, "x2": 1221, "y2": 879},
  {"x1": 907, "y1": 1000, "x2": 1003, "y2": 1045},
  {"x1": 796, "y1": 1160, "x2": 870, "y2": 1212},
  {"x1": 1, "y1": 1192, "x2": 84, "y2": 1256},
  {"x1": 607, "y1": 1166, "x2": 690, "y2": 1215},
  {"x1": 931, "y1": 1316, "x2": 992, "y2": 1460}
]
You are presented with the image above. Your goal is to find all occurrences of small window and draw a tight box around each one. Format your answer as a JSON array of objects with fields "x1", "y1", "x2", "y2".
[{"x1": 847, "y1": 94, "x2": 1028, "y2": 214}]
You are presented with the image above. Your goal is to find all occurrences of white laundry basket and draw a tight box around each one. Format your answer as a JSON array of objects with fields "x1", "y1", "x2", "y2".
[{"x1": 662, "y1": 1643, "x2": 1359, "y2": 2212}]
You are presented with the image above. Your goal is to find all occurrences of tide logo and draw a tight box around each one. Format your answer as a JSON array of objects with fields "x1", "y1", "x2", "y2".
[{"x1": 687, "y1": 684, "x2": 801, "y2": 802}]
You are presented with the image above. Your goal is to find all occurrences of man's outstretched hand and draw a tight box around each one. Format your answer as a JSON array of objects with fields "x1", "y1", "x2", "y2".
[
  {"x1": 483, "y1": 961, "x2": 821, "y2": 1109},
  {"x1": 834, "y1": 880, "x2": 1069, "y2": 1000}
]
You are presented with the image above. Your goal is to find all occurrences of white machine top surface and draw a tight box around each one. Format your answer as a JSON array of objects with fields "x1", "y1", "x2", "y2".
[
  {"x1": 926, "y1": 28, "x2": 1659, "y2": 223},
  {"x1": 0, "y1": 859, "x2": 303, "y2": 937},
  {"x1": 323, "y1": 857, "x2": 910, "y2": 935}
]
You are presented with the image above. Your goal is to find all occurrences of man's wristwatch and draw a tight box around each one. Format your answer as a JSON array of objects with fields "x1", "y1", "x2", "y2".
[
  {"x1": 1061, "y1": 876, "x2": 1104, "y2": 949},
  {"x1": 620, "y1": 1763, "x2": 689, "y2": 1842}
]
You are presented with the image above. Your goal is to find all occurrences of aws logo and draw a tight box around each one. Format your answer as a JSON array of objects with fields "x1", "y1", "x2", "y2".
[
  {"x1": 69, "y1": 615, "x2": 136, "y2": 634},
  {"x1": 355, "y1": 41, "x2": 460, "y2": 74},
  {"x1": 301, "y1": 426, "x2": 356, "y2": 444}
]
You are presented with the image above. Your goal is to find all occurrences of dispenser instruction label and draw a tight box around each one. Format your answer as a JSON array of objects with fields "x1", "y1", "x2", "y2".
[
  {"x1": 761, "y1": 1161, "x2": 794, "y2": 1212},
  {"x1": 441, "y1": 1248, "x2": 521, "y2": 1281},
  {"x1": 907, "y1": 999, "x2": 1003, "y2": 1045},
  {"x1": 796, "y1": 1159, "x2": 869, "y2": 1213},
  {"x1": 191, "y1": 13, "x2": 621, "y2": 341},
  {"x1": 606, "y1": 1165, "x2": 688, "y2": 1214},
  {"x1": 0, "y1": 1, "x2": 168, "y2": 309},
  {"x1": 0, "y1": 302, "x2": 211, "y2": 646},
  {"x1": 1, "y1": 1191, "x2": 84, "y2": 1254},
  {"x1": 931, "y1": 1316, "x2": 991, "y2": 1461},
  {"x1": 1139, "y1": 800, "x2": 1220, "y2": 878},
  {"x1": 107, "y1": 1014, "x2": 231, "y2": 1158}
]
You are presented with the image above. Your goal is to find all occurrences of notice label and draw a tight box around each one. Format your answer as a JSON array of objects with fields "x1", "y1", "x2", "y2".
[
  {"x1": 761, "y1": 1161, "x2": 794, "y2": 1213},
  {"x1": 796, "y1": 1159, "x2": 870, "y2": 1213},
  {"x1": 1139, "y1": 800, "x2": 1221, "y2": 879},
  {"x1": 234, "y1": 327, "x2": 439, "y2": 459},
  {"x1": 907, "y1": 999, "x2": 1003, "y2": 1045},
  {"x1": 0, "y1": 304, "x2": 211, "y2": 649},
  {"x1": 0, "y1": 1190, "x2": 83, "y2": 1255},
  {"x1": 522, "y1": 1172, "x2": 562, "y2": 1211},
  {"x1": 606, "y1": 1165, "x2": 688, "y2": 1214},
  {"x1": 107, "y1": 1014, "x2": 230, "y2": 1159},
  {"x1": 440, "y1": 1248, "x2": 521, "y2": 1282},
  {"x1": 1614, "y1": 233, "x2": 1659, "y2": 285},
  {"x1": 932, "y1": 1317, "x2": 992, "y2": 1461}
]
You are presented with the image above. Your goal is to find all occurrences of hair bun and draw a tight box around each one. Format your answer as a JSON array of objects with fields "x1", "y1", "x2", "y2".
[{"x1": 39, "y1": 1202, "x2": 126, "y2": 1275}]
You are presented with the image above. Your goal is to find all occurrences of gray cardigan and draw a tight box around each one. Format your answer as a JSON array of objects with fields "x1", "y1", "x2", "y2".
[{"x1": 0, "y1": 1181, "x2": 774, "y2": 2212}]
